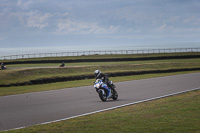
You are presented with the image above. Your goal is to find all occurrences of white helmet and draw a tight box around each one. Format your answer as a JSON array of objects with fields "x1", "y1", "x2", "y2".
[{"x1": 94, "y1": 70, "x2": 101, "y2": 78}]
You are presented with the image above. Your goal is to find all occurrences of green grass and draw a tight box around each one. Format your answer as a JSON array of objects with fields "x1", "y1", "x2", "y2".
[
  {"x1": 5, "y1": 58, "x2": 200, "y2": 68},
  {"x1": 4, "y1": 88, "x2": 200, "y2": 133},
  {"x1": 0, "y1": 71, "x2": 199, "y2": 96},
  {"x1": 1, "y1": 58, "x2": 200, "y2": 85},
  {"x1": 0, "y1": 52, "x2": 200, "y2": 96}
]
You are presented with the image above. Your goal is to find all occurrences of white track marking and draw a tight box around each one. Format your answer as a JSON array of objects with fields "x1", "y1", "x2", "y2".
[{"x1": 6, "y1": 87, "x2": 199, "y2": 132}]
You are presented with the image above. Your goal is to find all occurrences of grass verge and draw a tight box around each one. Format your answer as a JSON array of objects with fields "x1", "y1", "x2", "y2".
[
  {"x1": 5, "y1": 58, "x2": 200, "y2": 68},
  {"x1": 0, "y1": 70, "x2": 199, "y2": 96},
  {"x1": 1, "y1": 58, "x2": 200, "y2": 85},
  {"x1": 4, "y1": 88, "x2": 200, "y2": 133}
]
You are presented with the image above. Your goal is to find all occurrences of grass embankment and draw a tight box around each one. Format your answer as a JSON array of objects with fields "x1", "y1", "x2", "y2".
[
  {"x1": 1, "y1": 58, "x2": 200, "y2": 85},
  {"x1": 5, "y1": 89, "x2": 200, "y2": 133},
  {"x1": 0, "y1": 70, "x2": 199, "y2": 96},
  {"x1": 0, "y1": 52, "x2": 200, "y2": 96}
]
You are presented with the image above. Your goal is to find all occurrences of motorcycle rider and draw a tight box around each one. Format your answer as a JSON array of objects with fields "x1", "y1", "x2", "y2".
[
  {"x1": 94, "y1": 70, "x2": 115, "y2": 90},
  {"x1": 1, "y1": 62, "x2": 5, "y2": 70},
  {"x1": 59, "y1": 62, "x2": 65, "y2": 67}
]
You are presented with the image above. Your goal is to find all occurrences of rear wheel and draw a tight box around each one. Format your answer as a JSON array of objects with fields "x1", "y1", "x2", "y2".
[{"x1": 112, "y1": 88, "x2": 118, "y2": 100}]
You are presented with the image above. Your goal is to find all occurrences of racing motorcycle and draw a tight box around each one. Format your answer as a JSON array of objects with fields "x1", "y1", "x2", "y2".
[
  {"x1": 1, "y1": 65, "x2": 6, "y2": 70},
  {"x1": 93, "y1": 79, "x2": 118, "y2": 102}
]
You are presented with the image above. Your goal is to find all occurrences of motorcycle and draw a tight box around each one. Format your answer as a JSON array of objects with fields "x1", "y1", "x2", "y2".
[
  {"x1": 59, "y1": 62, "x2": 65, "y2": 67},
  {"x1": 1, "y1": 65, "x2": 6, "y2": 70},
  {"x1": 93, "y1": 79, "x2": 118, "y2": 102}
]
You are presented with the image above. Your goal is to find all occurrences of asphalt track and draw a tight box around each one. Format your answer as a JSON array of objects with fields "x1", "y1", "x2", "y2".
[{"x1": 0, "y1": 73, "x2": 200, "y2": 131}]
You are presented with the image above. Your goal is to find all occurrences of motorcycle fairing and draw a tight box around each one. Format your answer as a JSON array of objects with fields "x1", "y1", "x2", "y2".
[{"x1": 102, "y1": 83, "x2": 111, "y2": 97}]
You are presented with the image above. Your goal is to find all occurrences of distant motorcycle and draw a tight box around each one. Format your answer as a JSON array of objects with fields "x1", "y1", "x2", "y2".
[
  {"x1": 1, "y1": 65, "x2": 6, "y2": 70},
  {"x1": 93, "y1": 79, "x2": 118, "y2": 102},
  {"x1": 59, "y1": 62, "x2": 65, "y2": 67}
]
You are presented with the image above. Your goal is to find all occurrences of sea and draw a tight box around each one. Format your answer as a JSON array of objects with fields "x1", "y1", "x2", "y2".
[{"x1": 0, "y1": 43, "x2": 200, "y2": 57}]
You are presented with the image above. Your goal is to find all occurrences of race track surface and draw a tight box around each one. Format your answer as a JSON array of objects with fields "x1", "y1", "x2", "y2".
[{"x1": 0, "y1": 73, "x2": 200, "y2": 131}]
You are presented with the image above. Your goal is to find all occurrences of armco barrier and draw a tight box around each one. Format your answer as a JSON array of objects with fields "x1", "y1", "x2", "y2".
[
  {"x1": 1, "y1": 48, "x2": 200, "y2": 60},
  {"x1": 4, "y1": 54, "x2": 200, "y2": 65}
]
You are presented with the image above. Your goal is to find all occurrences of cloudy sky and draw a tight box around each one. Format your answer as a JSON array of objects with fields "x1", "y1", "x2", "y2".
[{"x1": 0, "y1": 0, "x2": 200, "y2": 48}]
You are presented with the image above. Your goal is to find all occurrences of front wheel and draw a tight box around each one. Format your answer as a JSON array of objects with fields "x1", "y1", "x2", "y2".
[
  {"x1": 112, "y1": 88, "x2": 118, "y2": 100},
  {"x1": 98, "y1": 90, "x2": 107, "y2": 102}
]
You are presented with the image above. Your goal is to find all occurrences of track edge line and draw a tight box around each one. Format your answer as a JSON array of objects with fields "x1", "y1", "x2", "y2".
[{"x1": 4, "y1": 87, "x2": 200, "y2": 132}]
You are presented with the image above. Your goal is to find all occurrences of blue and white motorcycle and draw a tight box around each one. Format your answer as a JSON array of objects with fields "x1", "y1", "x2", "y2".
[{"x1": 93, "y1": 79, "x2": 118, "y2": 102}]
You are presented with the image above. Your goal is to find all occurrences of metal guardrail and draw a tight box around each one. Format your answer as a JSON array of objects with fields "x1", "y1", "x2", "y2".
[{"x1": 0, "y1": 48, "x2": 200, "y2": 60}]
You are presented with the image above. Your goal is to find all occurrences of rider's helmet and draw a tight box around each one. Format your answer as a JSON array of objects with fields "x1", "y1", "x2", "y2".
[{"x1": 94, "y1": 70, "x2": 101, "y2": 78}]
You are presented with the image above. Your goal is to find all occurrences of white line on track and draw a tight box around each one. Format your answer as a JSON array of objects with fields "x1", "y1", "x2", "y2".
[{"x1": 6, "y1": 87, "x2": 200, "y2": 132}]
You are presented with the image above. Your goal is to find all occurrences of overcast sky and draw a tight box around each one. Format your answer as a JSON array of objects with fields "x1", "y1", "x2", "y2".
[{"x1": 0, "y1": 0, "x2": 200, "y2": 48}]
